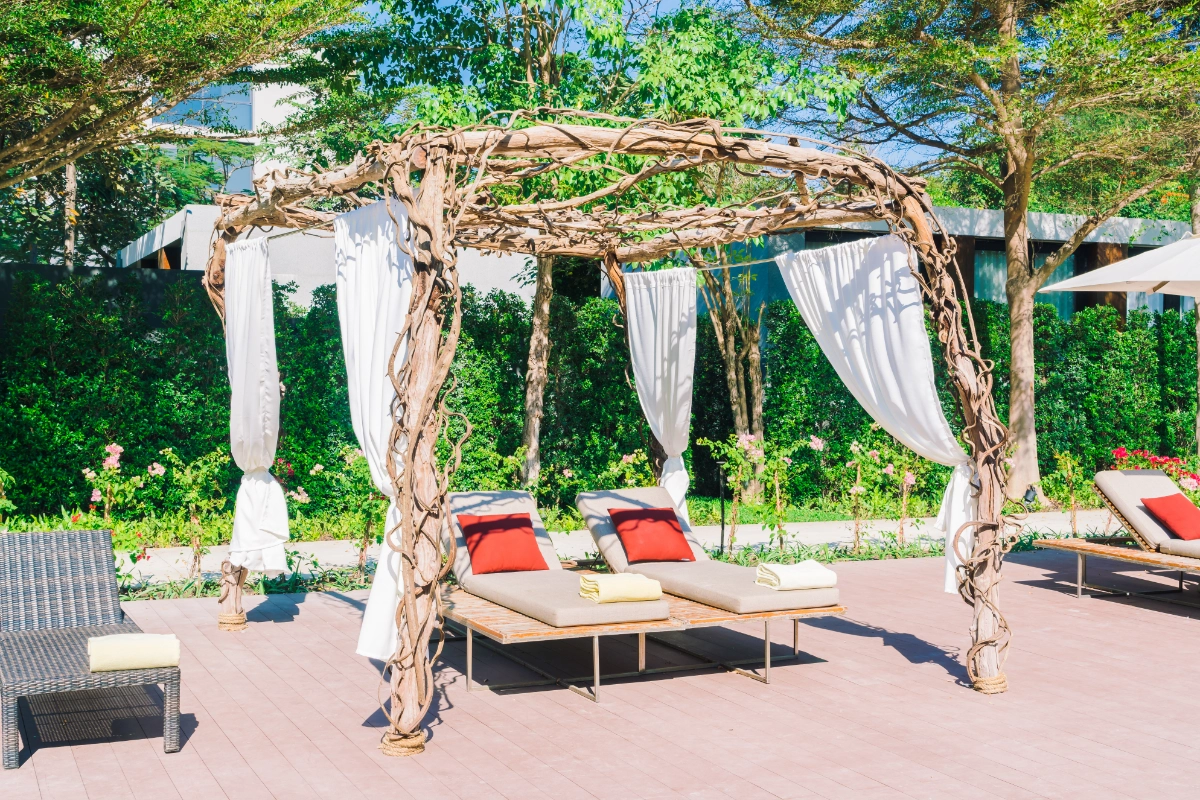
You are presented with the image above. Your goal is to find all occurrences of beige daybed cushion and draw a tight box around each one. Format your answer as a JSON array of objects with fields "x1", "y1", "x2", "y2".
[
  {"x1": 447, "y1": 490, "x2": 670, "y2": 627},
  {"x1": 575, "y1": 486, "x2": 708, "y2": 573},
  {"x1": 465, "y1": 570, "x2": 670, "y2": 627},
  {"x1": 629, "y1": 561, "x2": 839, "y2": 614},
  {"x1": 575, "y1": 487, "x2": 840, "y2": 613},
  {"x1": 1094, "y1": 470, "x2": 1183, "y2": 551}
]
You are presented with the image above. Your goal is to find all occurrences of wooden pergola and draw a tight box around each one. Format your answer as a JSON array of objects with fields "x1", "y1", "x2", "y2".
[{"x1": 201, "y1": 111, "x2": 1012, "y2": 755}]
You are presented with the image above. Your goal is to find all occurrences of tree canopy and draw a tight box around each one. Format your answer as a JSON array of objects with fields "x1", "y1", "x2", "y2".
[{"x1": 0, "y1": 0, "x2": 358, "y2": 190}]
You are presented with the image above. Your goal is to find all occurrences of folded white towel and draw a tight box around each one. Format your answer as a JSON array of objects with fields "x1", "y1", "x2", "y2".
[
  {"x1": 755, "y1": 560, "x2": 837, "y2": 591},
  {"x1": 580, "y1": 573, "x2": 662, "y2": 603},
  {"x1": 88, "y1": 633, "x2": 181, "y2": 672}
]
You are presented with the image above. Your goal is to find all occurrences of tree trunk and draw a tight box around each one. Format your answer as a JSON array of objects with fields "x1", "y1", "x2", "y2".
[
  {"x1": 1003, "y1": 166, "x2": 1041, "y2": 501},
  {"x1": 701, "y1": 267, "x2": 766, "y2": 500},
  {"x1": 1192, "y1": 167, "x2": 1200, "y2": 459},
  {"x1": 519, "y1": 255, "x2": 554, "y2": 486},
  {"x1": 63, "y1": 162, "x2": 77, "y2": 269}
]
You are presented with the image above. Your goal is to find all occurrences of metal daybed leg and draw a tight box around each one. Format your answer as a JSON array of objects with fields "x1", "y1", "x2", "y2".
[
  {"x1": 764, "y1": 620, "x2": 771, "y2": 685},
  {"x1": 638, "y1": 632, "x2": 646, "y2": 673},
  {"x1": 793, "y1": 618, "x2": 799, "y2": 656},
  {"x1": 593, "y1": 636, "x2": 601, "y2": 703},
  {"x1": 1076, "y1": 554, "x2": 1084, "y2": 598},
  {"x1": 466, "y1": 627, "x2": 474, "y2": 692}
]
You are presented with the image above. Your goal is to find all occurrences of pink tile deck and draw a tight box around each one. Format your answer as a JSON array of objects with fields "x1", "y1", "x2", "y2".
[{"x1": 3, "y1": 550, "x2": 1199, "y2": 799}]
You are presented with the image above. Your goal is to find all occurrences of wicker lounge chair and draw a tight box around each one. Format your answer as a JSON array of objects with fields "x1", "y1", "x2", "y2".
[
  {"x1": 447, "y1": 490, "x2": 670, "y2": 627},
  {"x1": 576, "y1": 487, "x2": 840, "y2": 613},
  {"x1": 0, "y1": 530, "x2": 181, "y2": 768}
]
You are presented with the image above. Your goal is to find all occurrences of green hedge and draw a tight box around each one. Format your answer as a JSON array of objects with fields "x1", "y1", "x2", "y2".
[{"x1": 1, "y1": 269, "x2": 1195, "y2": 519}]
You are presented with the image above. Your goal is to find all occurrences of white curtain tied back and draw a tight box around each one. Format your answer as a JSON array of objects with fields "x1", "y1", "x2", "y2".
[
  {"x1": 774, "y1": 235, "x2": 977, "y2": 593},
  {"x1": 335, "y1": 198, "x2": 415, "y2": 660},
  {"x1": 623, "y1": 267, "x2": 698, "y2": 519},
  {"x1": 225, "y1": 238, "x2": 289, "y2": 575}
]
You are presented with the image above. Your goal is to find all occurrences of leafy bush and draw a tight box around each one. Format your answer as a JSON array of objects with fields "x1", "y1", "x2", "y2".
[{"x1": 2, "y1": 269, "x2": 1197, "y2": 533}]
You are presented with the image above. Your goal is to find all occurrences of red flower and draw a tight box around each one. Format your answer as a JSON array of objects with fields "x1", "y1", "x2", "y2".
[
  {"x1": 1112, "y1": 447, "x2": 1129, "y2": 459},
  {"x1": 70, "y1": 513, "x2": 81, "y2": 523}
]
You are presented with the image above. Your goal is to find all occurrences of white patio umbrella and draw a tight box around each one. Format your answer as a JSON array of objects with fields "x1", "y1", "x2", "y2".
[
  {"x1": 1040, "y1": 233, "x2": 1200, "y2": 455},
  {"x1": 1038, "y1": 234, "x2": 1200, "y2": 296}
]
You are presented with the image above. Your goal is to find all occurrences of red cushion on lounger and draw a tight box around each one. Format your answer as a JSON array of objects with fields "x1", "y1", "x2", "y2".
[
  {"x1": 458, "y1": 513, "x2": 548, "y2": 574},
  {"x1": 1141, "y1": 494, "x2": 1200, "y2": 541},
  {"x1": 608, "y1": 507, "x2": 695, "y2": 563}
]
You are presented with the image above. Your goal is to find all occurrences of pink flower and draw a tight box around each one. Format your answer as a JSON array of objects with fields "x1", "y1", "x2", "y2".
[
  {"x1": 868, "y1": 450, "x2": 880, "y2": 460},
  {"x1": 621, "y1": 454, "x2": 635, "y2": 465},
  {"x1": 808, "y1": 435, "x2": 825, "y2": 452},
  {"x1": 562, "y1": 468, "x2": 574, "y2": 478},
  {"x1": 1182, "y1": 476, "x2": 1199, "y2": 491},
  {"x1": 1112, "y1": 447, "x2": 1128, "y2": 459},
  {"x1": 903, "y1": 471, "x2": 916, "y2": 487},
  {"x1": 309, "y1": 463, "x2": 324, "y2": 476},
  {"x1": 782, "y1": 457, "x2": 792, "y2": 465},
  {"x1": 90, "y1": 489, "x2": 102, "y2": 502},
  {"x1": 287, "y1": 487, "x2": 310, "y2": 504},
  {"x1": 147, "y1": 462, "x2": 165, "y2": 477},
  {"x1": 737, "y1": 433, "x2": 761, "y2": 452},
  {"x1": 82, "y1": 468, "x2": 97, "y2": 481},
  {"x1": 750, "y1": 448, "x2": 765, "y2": 461},
  {"x1": 103, "y1": 454, "x2": 120, "y2": 470},
  {"x1": 849, "y1": 485, "x2": 865, "y2": 495},
  {"x1": 104, "y1": 443, "x2": 123, "y2": 457},
  {"x1": 883, "y1": 464, "x2": 895, "y2": 476}
]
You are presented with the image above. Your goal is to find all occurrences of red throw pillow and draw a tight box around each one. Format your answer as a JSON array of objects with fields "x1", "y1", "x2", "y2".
[
  {"x1": 458, "y1": 513, "x2": 548, "y2": 574},
  {"x1": 1141, "y1": 494, "x2": 1200, "y2": 541},
  {"x1": 608, "y1": 507, "x2": 695, "y2": 563}
]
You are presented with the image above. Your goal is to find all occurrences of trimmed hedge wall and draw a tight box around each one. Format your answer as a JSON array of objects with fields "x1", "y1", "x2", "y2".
[{"x1": 0, "y1": 269, "x2": 1194, "y2": 517}]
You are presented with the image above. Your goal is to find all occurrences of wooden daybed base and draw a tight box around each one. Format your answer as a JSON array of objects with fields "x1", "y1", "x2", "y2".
[
  {"x1": 441, "y1": 584, "x2": 845, "y2": 703},
  {"x1": 1033, "y1": 538, "x2": 1200, "y2": 607}
]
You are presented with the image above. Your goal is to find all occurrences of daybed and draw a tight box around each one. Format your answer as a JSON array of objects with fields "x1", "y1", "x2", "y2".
[{"x1": 575, "y1": 486, "x2": 840, "y2": 613}]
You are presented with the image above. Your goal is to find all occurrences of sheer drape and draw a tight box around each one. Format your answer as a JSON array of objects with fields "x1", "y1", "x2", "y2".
[
  {"x1": 624, "y1": 268, "x2": 697, "y2": 519},
  {"x1": 775, "y1": 235, "x2": 976, "y2": 593},
  {"x1": 335, "y1": 199, "x2": 415, "y2": 659},
  {"x1": 225, "y1": 238, "x2": 289, "y2": 575}
]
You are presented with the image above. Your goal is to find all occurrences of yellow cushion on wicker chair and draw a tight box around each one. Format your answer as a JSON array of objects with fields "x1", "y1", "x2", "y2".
[{"x1": 88, "y1": 633, "x2": 180, "y2": 672}]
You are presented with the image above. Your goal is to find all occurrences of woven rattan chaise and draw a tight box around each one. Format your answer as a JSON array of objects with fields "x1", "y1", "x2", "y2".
[
  {"x1": 0, "y1": 530, "x2": 181, "y2": 768},
  {"x1": 1034, "y1": 470, "x2": 1200, "y2": 605}
]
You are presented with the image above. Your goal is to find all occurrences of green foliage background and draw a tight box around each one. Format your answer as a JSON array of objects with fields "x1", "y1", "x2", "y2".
[{"x1": 1, "y1": 271, "x2": 1193, "y2": 523}]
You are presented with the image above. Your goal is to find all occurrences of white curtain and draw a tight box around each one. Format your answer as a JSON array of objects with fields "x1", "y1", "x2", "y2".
[
  {"x1": 775, "y1": 235, "x2": 976, "y2": 593},
  {"x1": 335, "y1": 199, "x2": 415, "y2": 660},
  {"x1": 624, "y1": 267, "x2": 697, "y2": 519},
  {"x1": 225, "y1": 238, "x2": 289, "y2": 575}
]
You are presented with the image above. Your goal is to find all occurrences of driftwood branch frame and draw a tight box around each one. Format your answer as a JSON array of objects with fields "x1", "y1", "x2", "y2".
[{"x1": 201, "y1": 112, "x2": 1014, "y2": 752}]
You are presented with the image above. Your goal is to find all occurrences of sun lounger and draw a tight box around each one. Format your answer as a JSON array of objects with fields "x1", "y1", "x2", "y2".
[
  {"x1": 0, "y1": 530, "x2": 181, "y2": 769},
  {"x1": 447, "y1": 491, "x2": 670, "y2": 627},
  {"x1": 575, "y1": 487, "x2": 840, "y2": 613},
  {"x1": 1094, "y1": 469, "x2": 1200, "y2": 558},
  {"x1": 1032, "y1": 470, "x2": 1200, "y2": 607}
]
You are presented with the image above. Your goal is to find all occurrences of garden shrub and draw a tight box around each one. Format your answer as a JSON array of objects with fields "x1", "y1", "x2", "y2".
[{"x1": 2, "y1": 269, "x2": 1197, "y2": 528}]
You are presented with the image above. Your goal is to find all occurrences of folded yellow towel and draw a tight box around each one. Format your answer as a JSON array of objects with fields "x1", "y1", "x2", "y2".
[
  {"x1": 579, "y1": 573, "x2": 662, "y2": 603},
  {"x1": 88, "y1": 633, "x2": 181, "y2": 672},
  {"x1": 755, "y1": 560, "x2": 837, "y2": 591}
]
